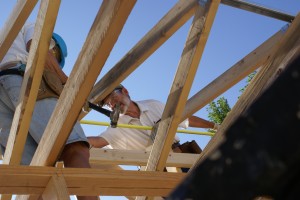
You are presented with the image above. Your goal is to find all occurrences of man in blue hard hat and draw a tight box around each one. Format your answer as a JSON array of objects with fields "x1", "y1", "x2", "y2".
[
  {"x1": 52, "y1": 32, "x2": 68, "y2": 68},
  {"x1": 0, "y1": 23, "x2": 97, "y2": 200}
]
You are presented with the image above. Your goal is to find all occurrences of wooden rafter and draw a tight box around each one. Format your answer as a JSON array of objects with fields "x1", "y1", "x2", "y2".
[
  {"x1": 0, "y1": 0, "x2": 38, "y2": 61},
  {"x1": 182, "y1": 26, "x2": 285, "y2": 120},
  {"x1": 221, "y1": 0, "x2": 295, "y2": 22},
  {"x1": 29, "y1": 0, "x2": 136, "y2": 167}
]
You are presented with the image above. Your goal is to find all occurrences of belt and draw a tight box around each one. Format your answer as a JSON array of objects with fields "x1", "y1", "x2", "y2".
[
  {"x1": 0, "y1": 68, "x2": 24, "y2": 77},
  {"x1": 0, "y1": 61, "x2": 25, "y2": 71}
]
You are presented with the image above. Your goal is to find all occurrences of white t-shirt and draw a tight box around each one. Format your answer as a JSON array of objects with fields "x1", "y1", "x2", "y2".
[
  {"x1": 0, "y1": 23, "x2": 35, "y2": 69},
  {"x1": 99, "y1": 99, "x2": 189, "y2": 150}
]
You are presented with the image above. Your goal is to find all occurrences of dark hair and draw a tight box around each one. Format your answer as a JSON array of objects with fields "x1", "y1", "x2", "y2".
[{"x1": 114, "y1": 84, "x2": 124, "y2": 91}]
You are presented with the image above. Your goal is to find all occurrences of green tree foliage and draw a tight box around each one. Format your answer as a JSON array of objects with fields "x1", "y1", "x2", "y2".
[
  {"x1": 239, "y1": 71, "x2": 257, "y2": 94},
  {"x1": 206, "y1": 96, "x2": 231, "y2": 125},
  {"x1": 206, "y1": 71, "x2": 257, "y2": 130}
]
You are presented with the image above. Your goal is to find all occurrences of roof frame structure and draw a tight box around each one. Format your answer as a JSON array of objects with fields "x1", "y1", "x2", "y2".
[{"x1": 0, "y1": 0, "x2": 299, "y2": 199}]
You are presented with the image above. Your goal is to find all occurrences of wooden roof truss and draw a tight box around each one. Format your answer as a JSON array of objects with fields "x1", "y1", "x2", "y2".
[{"x1": 0, "y1": 0, "x2": 299, "y2": 199}]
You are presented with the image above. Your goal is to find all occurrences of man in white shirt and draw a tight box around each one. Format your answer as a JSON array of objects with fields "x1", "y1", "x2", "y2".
[{"x1": 88, "y1": 84, "x2": 217, "y2": 151}]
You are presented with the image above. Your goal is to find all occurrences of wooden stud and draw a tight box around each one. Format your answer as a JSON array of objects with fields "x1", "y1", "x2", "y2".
[
  {"x1": 3, "y1": 0, "x2": 61, "y2": 165},
  {"x1": 145, "y1": 0, "x2": 221, "y2": 173},
  {"x1": 42, "y1": 175, "x2": 70, "y2": 200},
  {"x1": 0, "y1": 0, "x2": 38, "y2": 61}
]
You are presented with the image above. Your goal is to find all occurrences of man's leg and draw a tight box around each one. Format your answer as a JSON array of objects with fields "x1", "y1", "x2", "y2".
[
  {"x1": 60, "y1": 141, "x2": 99, "y2": 200},
  {"x1": 29, "y1": 97, "x2": 98, "y2": 199},
  {"x1": 60, "y1": 141, "x2": 91, "y2": 168}
]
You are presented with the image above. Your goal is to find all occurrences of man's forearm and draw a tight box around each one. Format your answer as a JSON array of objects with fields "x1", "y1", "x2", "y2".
[{"x1": 188, "y1": 116, "x2": 215, "y2": 129}]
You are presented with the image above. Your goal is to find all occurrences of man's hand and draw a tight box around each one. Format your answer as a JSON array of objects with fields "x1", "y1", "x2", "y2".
[{"x1": 213, "y1": 123, "x2": 220, "y2": 130}]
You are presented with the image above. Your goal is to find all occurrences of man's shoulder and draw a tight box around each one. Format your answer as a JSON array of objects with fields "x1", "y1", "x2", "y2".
[
  {"x1": 136, "y1": 99, "x2": 165, "y2": 112},
  {"x1": 23, "y1": 22, "x2": 35, "y2": 29},
  {"x1": 21, "y1": 22, "x2": 35, "y2": 34},
  {"x1": 137, "y1": 99, "x2": 163, "y2": 105}
]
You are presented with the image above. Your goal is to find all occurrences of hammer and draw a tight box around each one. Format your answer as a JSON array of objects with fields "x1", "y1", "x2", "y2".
[
  {"x1": 109, "y1": 103, "x2": 120, "y2": 128},
  {"x1": 88, "y1": 102, "x2": 120, "y2": 128}
]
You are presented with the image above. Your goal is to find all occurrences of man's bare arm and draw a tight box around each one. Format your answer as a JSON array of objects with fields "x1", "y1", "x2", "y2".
[
  {"x1": 188, "y1": 116, "x2": 217, "y2": 129},
  {"x1": 87, "y1": 136, "x2": 109, "y2": 148}
]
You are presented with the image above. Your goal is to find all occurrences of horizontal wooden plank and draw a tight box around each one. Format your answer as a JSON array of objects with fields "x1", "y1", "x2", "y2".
[
  {"x1": 90, "y1": 148, "x2": 199, "y2": 167},
  {"x1": 0, "y1": 165, "x2": 185, "y2": 196}
]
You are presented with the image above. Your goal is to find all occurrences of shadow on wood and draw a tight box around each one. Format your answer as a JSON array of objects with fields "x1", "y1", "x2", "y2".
[{"x1": 168, "y1": 55, "x2": 300, "y2": 199}]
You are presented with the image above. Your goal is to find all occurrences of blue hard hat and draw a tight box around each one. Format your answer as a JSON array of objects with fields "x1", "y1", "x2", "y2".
[{"x1": 52, "y1": 33, "x2": 67, "y2": 68}]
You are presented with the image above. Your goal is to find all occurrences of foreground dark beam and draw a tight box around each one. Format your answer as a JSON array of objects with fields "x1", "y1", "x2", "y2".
[{"x1": 168, "y1": 55, "x2": 300, "y2": 199}]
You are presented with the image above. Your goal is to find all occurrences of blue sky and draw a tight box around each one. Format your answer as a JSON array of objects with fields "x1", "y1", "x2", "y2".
[{"x1": 1, "y1": 0, "x2": 299, "y2": 199}]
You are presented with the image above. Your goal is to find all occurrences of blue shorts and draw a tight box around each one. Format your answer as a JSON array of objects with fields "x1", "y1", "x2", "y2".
[{"x1": 0, "y1": 74, "x2": 89, "y2": 165}]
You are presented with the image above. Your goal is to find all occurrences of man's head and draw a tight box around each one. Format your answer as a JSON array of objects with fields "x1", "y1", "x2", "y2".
[
  {"x1": 51, "y1": 33, "x2": 68, "y2": 68},
  {"x1": 102, "y1": 84, "x2": 131, "y2": 114}
]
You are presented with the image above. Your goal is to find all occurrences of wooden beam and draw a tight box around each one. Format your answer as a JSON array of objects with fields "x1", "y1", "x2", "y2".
[
  {"x1": 89, "y1": 148, "x2": 199, "y2": 168},
  {"x1": 3, "y1": 2, "x2": 60, "y2": 200},
  {"x1": 42, "y1": 163, "x2": 70, "y2": 200},
  {"x1": 0, "y1": 165, "x2": 185, "y2": 196},
  {"x1": 0, "y1": 0, "x2": 38, "y2": 62},
  {"x1": 78, "y1": 0, "x2": 199, "y2": 120},
  {"x1": 2, "y1": 0, "x2": 61, "y2": 165},
  {"x1": 137, "y1": 6, "x2": 221, "y2": 199},
  {"x1": 29, "y1": 0, "x2": 136, "y2": 166},
  {"x1": 145, "y1": 0, "x2": 220, "y2": 173},
  {"x1": 221, "y1": 0, "x2": 295, "y2": 22},
  {"x1": 196, "y1": 12, "x2": 300, "y2": 166},
  {"x1": 181, "y1": 26, "x2": 285, "y2": 120},
  {"x1": 42, "y1": 175, "x2": 70, "y2": 200}
]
